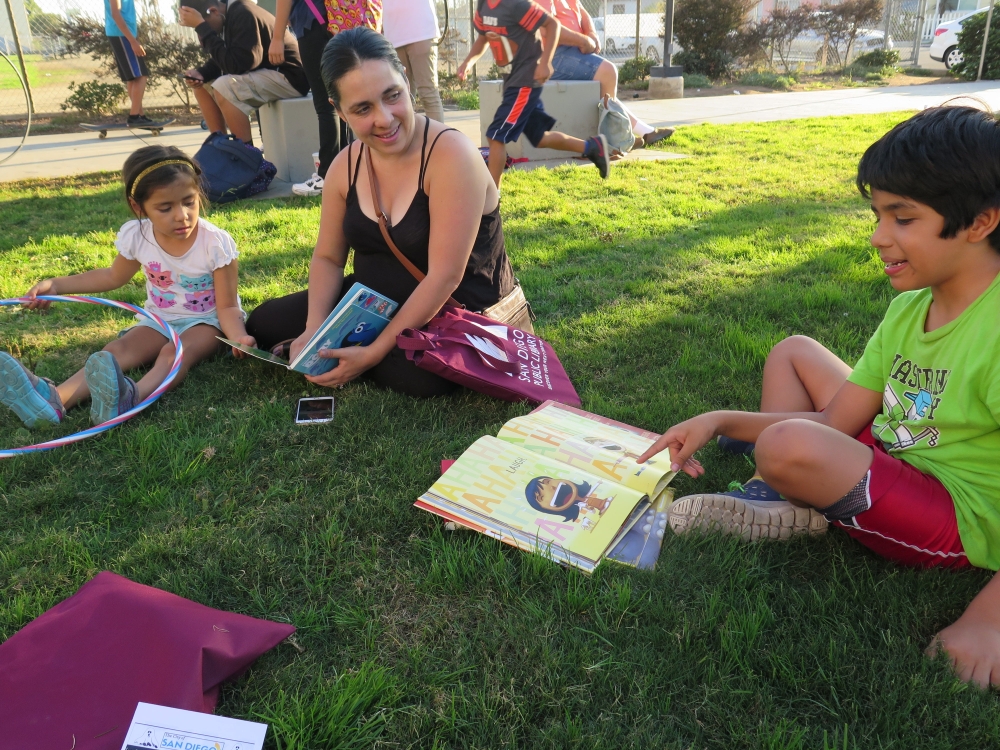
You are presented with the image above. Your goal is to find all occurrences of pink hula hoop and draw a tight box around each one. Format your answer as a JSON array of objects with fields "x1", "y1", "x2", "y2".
[{"x1": 1, "y1": 295, "x2": 184, "y2": 459}]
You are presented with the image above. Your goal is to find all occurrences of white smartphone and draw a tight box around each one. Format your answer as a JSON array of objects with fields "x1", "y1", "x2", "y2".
[{"x1": 295, "y1": 396, "x2": 335, "y2": 424}]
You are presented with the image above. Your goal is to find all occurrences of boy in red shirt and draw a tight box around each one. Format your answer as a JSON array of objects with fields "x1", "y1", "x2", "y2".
[{"x1": 457, "y1": 0, "x2": 610, "y2": 187}]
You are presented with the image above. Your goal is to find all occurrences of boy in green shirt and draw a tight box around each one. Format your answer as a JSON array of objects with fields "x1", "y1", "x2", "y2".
[{"x1": 638, "y1": 105, "x2": 1000, "y2": 688}]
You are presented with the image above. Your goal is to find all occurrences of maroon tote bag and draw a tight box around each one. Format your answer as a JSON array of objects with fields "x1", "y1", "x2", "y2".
[
  {"x1": 0, "y1": 571, "x2": 294, "y2": 750},
  {"x1": 396, "y1": 306, "x2": 581, "y2": 406}
]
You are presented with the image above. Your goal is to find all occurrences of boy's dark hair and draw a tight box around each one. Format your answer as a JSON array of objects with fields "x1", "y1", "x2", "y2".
[
  {"x1": 179, "y1": 0, "x2": 221, "y2": 16},
  {"x1": 857, "y1": 104, "x2": 1000, "y2": 250},
  {"x1": 320, "y1": 27, "x2": 406, "y2": 110},
  {"x1": 122, "y1": 145, "x2": 207, "y2": 215}
]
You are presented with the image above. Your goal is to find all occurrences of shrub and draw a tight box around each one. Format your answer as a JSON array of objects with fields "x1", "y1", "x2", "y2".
[
  {"x1": 952, "y1": 5, "x2": 1000, "y2": 81},
  {"x1": 683, "y1": 73, "x2": 712, "y2": 88},
  {"x1": 674, "y1": 0, "x2": 756, "y2": 78},
  {"x1": 451, "y1": 90, "x2": 479, "y2": 110},
  {"x1": 674, "y1": 48, "x2": 735, "y2": 79},
  {"x1": 738, "y1": 70, "x2": 796, "y2": 90},
  {"x1": 59, "y1": 13, "x2": 204, "y2": 110},
  {"x1": 618, "y1": 55, "x2": 654, "y2": 84},
  {"x1": 61, "y1": 81, "x2": 126, "y2": 116},
  {"x1": 852, "y1": 48, "x2": 899, "y2": 68}
]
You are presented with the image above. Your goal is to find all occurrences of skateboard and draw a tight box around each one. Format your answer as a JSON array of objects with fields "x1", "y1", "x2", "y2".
[{"x1": 80, "y1": 118, "x2": 176, "y2": 139}]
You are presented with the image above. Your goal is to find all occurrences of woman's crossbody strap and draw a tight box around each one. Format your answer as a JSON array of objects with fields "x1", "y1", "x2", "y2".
[{"x1": 364, "y1": 146, "x2": 463, "y2": 309}]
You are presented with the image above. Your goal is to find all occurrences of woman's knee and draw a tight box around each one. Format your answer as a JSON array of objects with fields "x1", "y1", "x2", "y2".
[{"x1": 595, "y1": 60, "x2": 618, "y2": 96}]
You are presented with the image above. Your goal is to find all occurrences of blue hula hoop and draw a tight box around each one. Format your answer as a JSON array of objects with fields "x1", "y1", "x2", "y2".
[{"x1": 1, "y1": 295, "x2": 184, "y2": 459}]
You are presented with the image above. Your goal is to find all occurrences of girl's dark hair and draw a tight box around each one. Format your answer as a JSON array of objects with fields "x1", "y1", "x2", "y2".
[
  {"x1": 320, "y1": 27, "x2": 407, "y2": 109},
  {"x1": 857, "y1": 104, "x2": 1000, "y2": 250},
  {"x1": 122, "y1": 145, "x2": 207, "y2": 215}
]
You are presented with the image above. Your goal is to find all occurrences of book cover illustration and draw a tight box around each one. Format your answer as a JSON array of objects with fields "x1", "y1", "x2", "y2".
[
  {"x1": 421, "y1": 436, "x2": 647, "y2": 564},
  {"x1": 219, "y1": 283, "x2": 397, "y2": 376},
  {"x1": 606, "y1": 489, "x2": 673, "y2": 570},
  {"x1": 496, "y1": 412, "x2": 674, "y2": 501},
  {"x1": 122, "y1": 702, "x2": 267, "y2": 750}
]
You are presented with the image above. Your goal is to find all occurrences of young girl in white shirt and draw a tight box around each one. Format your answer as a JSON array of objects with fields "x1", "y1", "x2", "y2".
[{"x1": 0, "y1": 145, "x2": 256, "y2": 427}]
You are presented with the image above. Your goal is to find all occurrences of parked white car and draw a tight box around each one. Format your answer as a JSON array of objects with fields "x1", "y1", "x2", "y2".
[
  {"x1": 592, "y1": 14, "x2": 665, "y2": 63},
  {"x1": 929, "y1": 9, "x2": 984, "y2": 70},
  {"x1": 786, "y1": 27, "x2": 892, "y2": 64}
]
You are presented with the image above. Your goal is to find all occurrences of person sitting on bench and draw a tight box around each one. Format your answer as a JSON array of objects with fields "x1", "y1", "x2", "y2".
[{"x1": 179, "y1": 0, "x2": 309, "y2": 145}]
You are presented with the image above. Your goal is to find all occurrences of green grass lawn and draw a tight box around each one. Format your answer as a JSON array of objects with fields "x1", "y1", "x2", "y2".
[{"x1": 2, "y1": 114, "x2": 999, "y2": 749}]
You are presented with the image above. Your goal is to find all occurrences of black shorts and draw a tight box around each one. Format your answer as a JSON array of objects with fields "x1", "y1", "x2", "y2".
[
  {"x1": 485, "y1": 86, "x2": 556, "y2": 147},
  {"x1": 108, "y1": 35, "x2": 149, "y2": 82}
]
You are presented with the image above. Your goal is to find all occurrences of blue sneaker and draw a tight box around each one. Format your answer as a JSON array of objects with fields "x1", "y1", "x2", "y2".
[
  {"x1": 666, "y1": 478, "x2": 827, "y2": 541},
  {"x1": 722, "y1": 478, "x2": 781, "y2": 501},
  {"x1": 717, "y1": 435, "x2": 756, "y2": 457},
  {"x1": 0, "y1": 351, "x2": 64, "y2": 427},
  {"x1": 84, "y1": 351, "x2": 138, "y2": 425}
]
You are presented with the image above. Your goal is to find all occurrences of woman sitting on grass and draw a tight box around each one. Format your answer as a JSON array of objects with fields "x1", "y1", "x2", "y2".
[
  {"x1": 638, "y1": 106, "x2": 1000, "y2": 688},
  {"x1": 245, "y1": 27, "x2": 527, "y2": 398},
  {"x1": 0, "y1": 145, "x2": 255, "y2": 427}
]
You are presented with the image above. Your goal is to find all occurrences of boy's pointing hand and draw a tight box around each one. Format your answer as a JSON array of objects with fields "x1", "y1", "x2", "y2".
[{"x1": 638, "y1": 414, "x2": 715, "y2": 476}]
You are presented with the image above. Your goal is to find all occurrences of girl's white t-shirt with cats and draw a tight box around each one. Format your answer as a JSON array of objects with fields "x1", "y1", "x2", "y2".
[{"x1": 116, "y1": 218, "x2": 243, "y2": 326}]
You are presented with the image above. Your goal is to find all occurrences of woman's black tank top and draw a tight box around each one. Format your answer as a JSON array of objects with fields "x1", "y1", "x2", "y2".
[{"x1": 343, "y1": 117, "x2": 515, "y2": 312}]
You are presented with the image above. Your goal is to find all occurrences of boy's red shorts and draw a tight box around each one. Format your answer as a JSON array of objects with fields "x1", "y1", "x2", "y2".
[{"x1": 835, "y1": 423, "x2": 970, "y2": 569}]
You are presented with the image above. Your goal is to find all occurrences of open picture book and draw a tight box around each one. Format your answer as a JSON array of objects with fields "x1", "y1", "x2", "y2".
[
  {"x1": 219, "y1": 283, "x2": 398, "y2": 376},
  {"x1": 417, "y1": 401, "x2": 676, "y2": 573}
]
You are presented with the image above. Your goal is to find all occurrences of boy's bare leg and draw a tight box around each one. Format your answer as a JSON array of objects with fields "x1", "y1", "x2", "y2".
[
  {"x1": 216, "y1": 95, "x2": 254, "y2": 144},
  {"x1": 760, "y1": 335, "x2": 853, "y2": 413},
  {"x1": 56, "y1": 326, "x2": 168, "y2": 409},
  {"x1": 193, "y1": 86, "x2": 227, "y2": 134},
  {"x1": 487, "y1": 138, "x2": 508, "y2": 187},
  {"x1": 133, "y1": 324, "x2": 223, "y2": 401},
  {"x1": 536, "y1": 131, "x2": 586, "y2": 154},
  {"x1": 755, "y1": 419, "x2": 873, "y2": 507},
  {"x1": 127, "y1": 77, "x2": 147, "y2": 116}
]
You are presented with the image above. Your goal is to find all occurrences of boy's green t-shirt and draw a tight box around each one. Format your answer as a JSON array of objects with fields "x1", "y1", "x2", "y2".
[{"x1": 848, "y1": 271, "x2": 1000, "y2": 570}]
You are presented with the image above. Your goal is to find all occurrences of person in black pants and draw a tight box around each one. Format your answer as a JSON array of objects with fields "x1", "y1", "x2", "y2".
[
  {"x1": 268, "y1": 0, "x2": 350, "y2": 196},
  {"x1": 245, "y1": 29, "x2": 524, "y2": 398}
]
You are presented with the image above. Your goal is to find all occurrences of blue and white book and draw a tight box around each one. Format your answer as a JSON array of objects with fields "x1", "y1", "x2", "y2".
[{"x1": 220, "y1": 283, "x2": 398, "y2": 376}]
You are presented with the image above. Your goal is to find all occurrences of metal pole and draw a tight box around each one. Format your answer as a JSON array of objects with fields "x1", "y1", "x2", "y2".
[
  {"x1": 634, "y1": 0, "x2": 640, "y2": 59},
  {"x1": 977, "y1": 0, "x2": 995, "y2": 80},
  {"x1": 663, "y1": 0, "x2": 674, "y2": 66},
  {"x1": 909, "y1": 0, "x2": 927, "y2": 66},
  {"x1": 882, "y1": 0, "x2": 892, "y2": 51},
  {"x1": 2, "y1": 0, "x2": 33, "y2": 113}
]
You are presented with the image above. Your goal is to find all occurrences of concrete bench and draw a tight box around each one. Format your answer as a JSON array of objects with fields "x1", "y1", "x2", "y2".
[
  {"x1": 478, "y1": 79, "x2": 601, "y2": 161},
  {"x1": 259, "y1": 95, "x2": 320, "y2": 184}
]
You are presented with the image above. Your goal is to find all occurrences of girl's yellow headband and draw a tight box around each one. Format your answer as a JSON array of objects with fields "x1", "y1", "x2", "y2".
[{"x1": 129, "y1": 159, "x2": 195, "y2": 198}]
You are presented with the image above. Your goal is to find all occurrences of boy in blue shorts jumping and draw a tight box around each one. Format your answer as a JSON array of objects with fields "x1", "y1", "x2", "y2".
[
  {"x1": 457, "y1": 0, "x2": 610, "y2": 187},
  {"x1": 105, "y1": 0, "x2": 152, "y2": 126},
  {"x1": 638, "y1": 105, "x2": 1000, "y2": 688}
]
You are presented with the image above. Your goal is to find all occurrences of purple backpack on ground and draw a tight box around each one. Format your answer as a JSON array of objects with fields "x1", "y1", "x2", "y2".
[{"x1": 396, "y1": 306, "x2": 581, "y2": 406}]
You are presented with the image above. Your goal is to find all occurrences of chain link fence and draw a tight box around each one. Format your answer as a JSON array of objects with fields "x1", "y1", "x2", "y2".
[{"x1": 1, "y1": 0, "x2": 200, "y2": 119}]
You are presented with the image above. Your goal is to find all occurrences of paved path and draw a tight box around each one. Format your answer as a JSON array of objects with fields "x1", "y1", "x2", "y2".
[
  {"x1": 2, "y1": 81, "x2": 999, "y2": 183},
  {"x1": 627, "y1": 80, "x2": 1000, "y2": 128}
]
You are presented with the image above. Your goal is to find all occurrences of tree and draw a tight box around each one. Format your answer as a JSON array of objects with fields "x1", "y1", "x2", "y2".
[
  {"x1": 764, "y1": 6, "x2": 815, "y2": 74},
  {"x1": 673, "y1": 0, "x2": 757, "y2": 78},
  {"x1": 813, "y1": 0, "x2": 883, "y2": 68},
  {"x1": 24, "y1": 0, "x2": 63, "y2": 38}
]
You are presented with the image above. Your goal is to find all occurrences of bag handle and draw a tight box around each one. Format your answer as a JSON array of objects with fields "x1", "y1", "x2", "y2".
[
  {"x1": 397, "y1": 324, "x2": 520, "y2": 375},
  {"x1": 364, "y1": 146, "x2": 464, "y2": 309}
]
